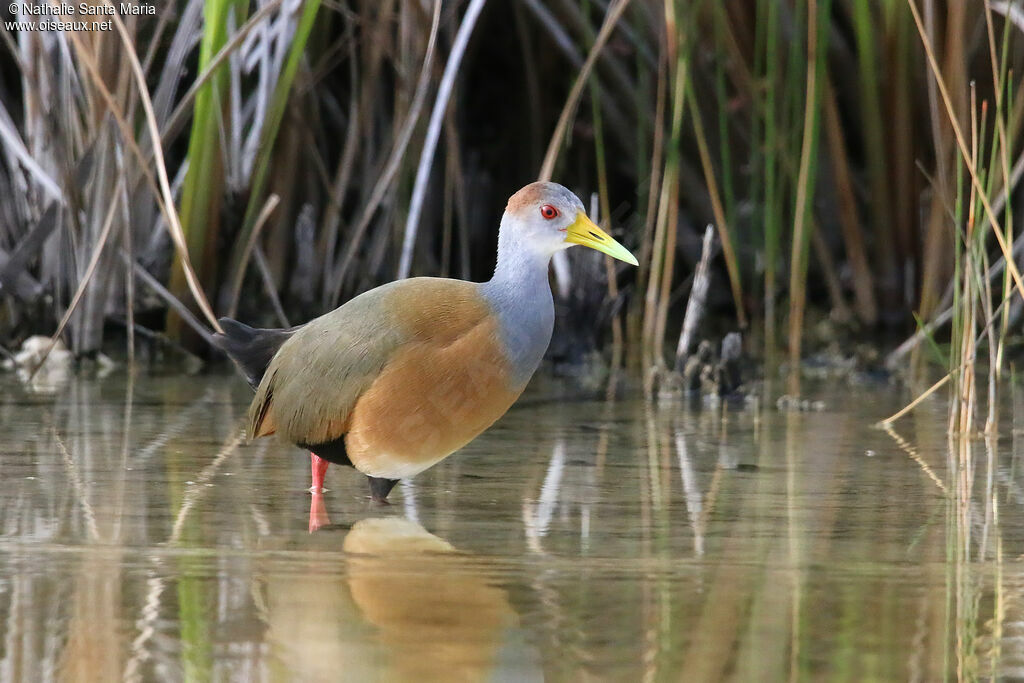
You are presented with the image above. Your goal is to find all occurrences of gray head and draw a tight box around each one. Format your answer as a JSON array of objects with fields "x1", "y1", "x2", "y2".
[{"x1": 499, "y1": 181, "x2": 638, "y2": 265}]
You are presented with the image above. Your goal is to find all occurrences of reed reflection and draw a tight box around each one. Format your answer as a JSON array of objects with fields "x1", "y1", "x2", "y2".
[{"x1": 1, "y1": 374, "x2": 1024, "y2": 680}]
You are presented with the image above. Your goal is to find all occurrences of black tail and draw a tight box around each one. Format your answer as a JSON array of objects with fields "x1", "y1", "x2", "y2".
[{"x1": 212, "y1": 317, "x2": 295, "y2": 389}]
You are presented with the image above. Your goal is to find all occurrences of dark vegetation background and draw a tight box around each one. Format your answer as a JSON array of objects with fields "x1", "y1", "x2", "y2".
[{"x1": 0, "y1": 0, "x2": 1021, "y2": 379}]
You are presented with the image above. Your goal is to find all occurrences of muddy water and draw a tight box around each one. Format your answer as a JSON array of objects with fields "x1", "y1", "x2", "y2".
[{"x1": 0, "y1": 371, "x2": 1022, "y2": 681}]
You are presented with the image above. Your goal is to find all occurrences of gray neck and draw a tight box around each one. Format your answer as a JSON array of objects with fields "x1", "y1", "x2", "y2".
[{"x1": 480, "y1": 215, "x2": 555, "y2": 388}]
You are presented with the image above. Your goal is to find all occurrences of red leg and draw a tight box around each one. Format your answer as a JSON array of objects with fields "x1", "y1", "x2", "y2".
[{"x1": 310, "y1": 452, "x2": 329, "y2": 493}]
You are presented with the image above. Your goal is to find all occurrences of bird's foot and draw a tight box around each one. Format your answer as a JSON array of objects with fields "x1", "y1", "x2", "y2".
[{"x1": 367, "y1": 476, "x2": 399, "y2": 503}]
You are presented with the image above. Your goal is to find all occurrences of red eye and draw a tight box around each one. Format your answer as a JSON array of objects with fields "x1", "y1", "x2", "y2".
[{"x1": 540, "y1": 204, "x2": 559, "y2": 219}]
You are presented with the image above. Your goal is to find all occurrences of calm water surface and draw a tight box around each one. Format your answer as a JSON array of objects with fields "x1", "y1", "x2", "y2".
[{"x1": 0, "y1": 370, "x2": 1022, "y2": 681}]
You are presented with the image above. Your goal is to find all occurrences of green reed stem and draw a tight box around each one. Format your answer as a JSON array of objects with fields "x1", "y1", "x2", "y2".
[{"x1": 787, "y1": 0, "x2": 830, "y2": 391}]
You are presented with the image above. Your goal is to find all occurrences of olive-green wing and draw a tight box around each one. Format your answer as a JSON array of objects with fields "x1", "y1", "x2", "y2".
[{"x1": 246, "y1": 278, "x2": 488, "y2": 446}]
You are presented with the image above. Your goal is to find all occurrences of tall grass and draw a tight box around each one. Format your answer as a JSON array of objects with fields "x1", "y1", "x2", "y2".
[
  {"x1": 1, "y1": 0, "x2": 1024, "y2": 394},
  {"x1": 786, "y1": 0, "x2": 829, "y2": 392}
]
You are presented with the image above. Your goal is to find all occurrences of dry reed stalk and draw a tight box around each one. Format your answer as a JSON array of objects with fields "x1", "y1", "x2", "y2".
[
  {"x1": 891, "y1": 8, "x2": 917, "y2": 313},
  {"x1": 643, "y1": 0, "x2": 689, "y2": 376},
  {"x1": 442, "y1": 117, "x2": 471, "y2": 280},
  {"x1": 675, "y1": 224, "x2": 714, "y2": 369},
  {"x1": 955, "y1": 91, "x2": 980, "y2": 436},
  {"x1": 521, "y1": 0, "x2": 634, "y2": 151},
  {"x1": 27, "y1": 163, "x2": 123, "y2": 379},
  {"x1": 160, "y1": 1, "x2": 285, "y2": 145},
  {"x1": 0, "y1": 115, "x2": 61, "y2": 201},
  {"x1": 908, "y1": 0, "x2": 1024, "y2": 305},
  {"x1": 115, "y1": 145, "x2": 135, "y2": 365},
  {"x1": 72, "y1": 135, "x2": 123, "y2": 354},
  {"x1": 13, "y1": 25, "x2": 169, "y2": 354},
  {"x1": 822, "y1": 78, "x2": 876, "y2": 325},
  {"x1": 881, "y1": 0, "x2": 1021, "y2": 437},
  {"x1": 580, "y1": 0, "x2": 623, "y2": 379},
  {"x1": 226, "y1": 194, "x2": 281, "y2": 319},
  {"x1": 917, "y1": 0, "x2": 958, "y2": 322},
  {"x1": 889, "y1": 136, "x2": 1024, "y2": 365},
  {"x1": 877, "y1": 372, "x2": 952, "y2": 427},
  {"x1": 123, "y1": 253, "x2": 213, "y2": 345},
  {"x1": 554, "y1": 0, "x2": 645, "y2": 113},
  {"x1": 651, "y1": 6, "x2": 686, "y2": 358},
  {"x1": 641, "y1": 174, "x2": 669, "y2": 369},
  {"x1": 537, "y1": 0, "x2": 634, "y2": 182},
  {"x1": 223, "y1": 0, "x2": 322, "y2": 324},
  {"x1": 653, "y1": 158, "x2": 679, "y2": 355},
  {"x1": 955, "y1": 290, "x2": 977, "y2": 434},
  {"x1": 63, "y1": 30, "x2": 163, "y2": 217},
  {"x1": 642, "y1": 2, "x2": 686, "y2": 375},
  {"x1": 628, "y1": 36, "x2": 667, "y2": 359},
  {"x1": 441, "y1": 148, "x2": 455, "y2": 278},
  {"x1": 687, "y1": 82, "x2": 746, "y2": 328},
  {"x1": 318, "y1": 21, "x2": 360, "y2": 305},
  {"x1": 983, "y1": 0, "x2": 1015, "y2": 379},
  {"x1": 759, "y1": 0, "x2": 781, "y2": 363},
  {"x1": 398, "y1": 0, "x2": 487, "y2": 279},
  {"x1": 328, "y1": 0, "x2": 442, "y2": 299},
  {"x1": 810, "y1": 223, "x2": 852, "y2": 322},
  {"x1": 105, "y1": 1, "x2": 222, "y2": 333},
  {"x1": 251, "y1": 246, "x2": 290, "y2": 327},
  {"x1": 982, "y1": 242, "x2": 999, "y2": 433}
]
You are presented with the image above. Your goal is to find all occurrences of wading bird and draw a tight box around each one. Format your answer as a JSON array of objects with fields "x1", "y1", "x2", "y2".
[{"x1": 214, "y1": 182, "x2": 637, "y2": 502}]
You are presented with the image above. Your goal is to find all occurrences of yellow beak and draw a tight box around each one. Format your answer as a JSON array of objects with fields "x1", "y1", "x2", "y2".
[{"x1": 563, "y1": 212, "x2": 639, "y2": 266}]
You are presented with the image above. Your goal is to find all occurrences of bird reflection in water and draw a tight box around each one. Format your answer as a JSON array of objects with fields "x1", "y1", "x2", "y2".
[
  {"x1": 308, "y1": 490, "x2": 331, "y2": 533},
  {"x1": 263, "y1": 515, "x2": 521, "y2": 682}
]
